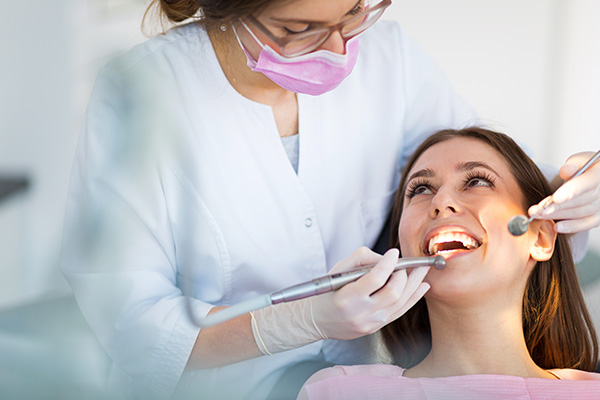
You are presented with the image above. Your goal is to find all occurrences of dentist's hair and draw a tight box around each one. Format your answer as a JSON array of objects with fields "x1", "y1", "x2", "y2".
[
  {"x1": 382, "y1": 127, "x2": 599, "y2": 371},
  {"x1": 143, "y1": 0, "x2": 279, "y2": 33}
]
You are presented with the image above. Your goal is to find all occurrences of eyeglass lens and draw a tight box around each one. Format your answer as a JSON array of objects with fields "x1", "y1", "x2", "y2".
[{"x1": 281, "y1": 0, "x2": 388, "y2": 56}]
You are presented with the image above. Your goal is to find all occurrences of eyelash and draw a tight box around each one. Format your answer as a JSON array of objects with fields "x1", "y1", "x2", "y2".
[
  {"x1": 404, "y1": 171, "x2": 496, "y2": 199},
  {"x1": 405, "y1": 178, "x2": 432, "y2": 199},
  {"x1": 348, "y1": 2, "x2": 364, "y2": 15},
  {"x1": 283, "y1": 25, "x2": 312, "y2": 35},
  {"x1": 464, "y1": 171, "x2": 496, "y2": 188}
]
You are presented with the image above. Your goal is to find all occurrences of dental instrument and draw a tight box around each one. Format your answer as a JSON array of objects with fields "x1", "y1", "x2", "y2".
[
  {"x1": 189, "y1": 255, "x2": 445, "y2": 328},
  {"x1": 508, "y1": 149, "x2": 600, "y2": 236}
]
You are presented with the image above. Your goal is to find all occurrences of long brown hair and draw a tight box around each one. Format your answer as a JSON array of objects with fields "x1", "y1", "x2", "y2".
[
  {"x1": 142, "y1": 0, "x2": 283, "y2": 34},
  {"x1": 381, "y1": 127, "x2": 599, "y2": 371}
]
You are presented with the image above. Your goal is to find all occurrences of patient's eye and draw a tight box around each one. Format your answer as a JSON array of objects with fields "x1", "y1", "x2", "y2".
[
  {"x1": 464, "y1": 171, "x2": 496, "y2": 189},
  {"x1": 406, "y1": 179, "x2": 433, "y2": 198}
]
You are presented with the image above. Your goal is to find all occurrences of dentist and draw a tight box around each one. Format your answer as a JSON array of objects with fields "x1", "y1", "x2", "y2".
[{"x1": 60, "y1": 0, "x2": 600, "y2": 399}]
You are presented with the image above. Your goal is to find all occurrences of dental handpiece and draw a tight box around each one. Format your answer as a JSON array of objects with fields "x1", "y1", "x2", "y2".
[
  {"x1": 269, "y1": 255, "x2": 445, "y2": 304},
  {"x1": 192, "y1": 256, "x2": 445, "y2": 327},
  {"x1": 508, "y1": 149, "x2": 600, "y2": 236}
]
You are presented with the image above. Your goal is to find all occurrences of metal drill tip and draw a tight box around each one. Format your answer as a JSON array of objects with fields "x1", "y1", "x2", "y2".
[
  {"x1": 508, "y1": 215, "x2": 529, "y2": 236},
  {"x1": 433, "y1": 255, "x2": 446, "y2": 270}
]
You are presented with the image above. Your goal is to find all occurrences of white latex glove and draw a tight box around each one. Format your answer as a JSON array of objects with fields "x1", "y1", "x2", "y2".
[
  {"x1": 530, "y1": 151, "x2": 600, "y2": 233},
  {"x1": 250, "y1": 247, "x2": 430, "y2": 354},
  {"x1": 310, "y1": 247, "x2": 430, "y2": 340}
]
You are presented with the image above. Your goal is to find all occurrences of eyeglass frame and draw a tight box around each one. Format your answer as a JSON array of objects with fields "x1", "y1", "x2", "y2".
[{"x1": 241, "y1": 0, "x2": 392, "y2": 57}]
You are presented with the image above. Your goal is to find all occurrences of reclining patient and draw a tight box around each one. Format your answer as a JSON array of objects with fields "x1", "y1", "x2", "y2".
[{"x1": 298, "y1": 127, "x2": 600, "y2": 399}]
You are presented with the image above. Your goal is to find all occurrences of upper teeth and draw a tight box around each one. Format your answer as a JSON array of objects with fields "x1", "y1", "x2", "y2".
[{"x1": 428, "y1": 232, "x2": 479, "y2": 255}]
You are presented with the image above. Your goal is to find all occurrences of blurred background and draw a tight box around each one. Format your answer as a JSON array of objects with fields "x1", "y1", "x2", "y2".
[{"x1": 0, "y1": 0, "x2": 598, "y2": 398}]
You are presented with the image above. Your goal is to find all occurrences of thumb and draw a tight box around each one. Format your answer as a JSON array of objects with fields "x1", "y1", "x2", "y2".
[
  {"x1": 559, "y1": 162, "x2": 579, "y2": 181},
  {"x1": 559, "y1": 151, "x2": 595, "y2": 180},
  {"x1": 329, "y1": 246, "x2": 383, "y2": 274}
]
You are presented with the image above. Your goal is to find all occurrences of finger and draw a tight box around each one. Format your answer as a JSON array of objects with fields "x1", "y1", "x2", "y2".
[
  {"x1": 559, "y1": 151, "x2": 597, "y2": 181},
  {"x1": 388, "y1": 282, "x2": 431, "y2": 322},
  {"x1": 363, "y1": 277, "x2": 430, "y2": 332},
  {"x1": 552, "y1": 190, "x2": 598, "y2": 211},
  {"x1": 369, "y1": 267, "x2": 408, "y2": 303},
  {"x1": 554, "y1": 215, "x2": 600, "y2": 234},
  {"x1": 370, "y1": 265, "x2": 429, "y2": 306},
  {"x1": 400, "y1": 266, "x2": 430, "y2": 303},
  {"x1": 535, "y1": 199, "x2": 600, "y2": 221},
  {"x1": 358, "y1": 266, "x2": 430, "y2": 332},
  {"x1": 528, "y1": 196, "x2": 553, "y2": 217},
  {"x1": 529, "y1": 183, "x2": 599, "y2": 219},
  {"x1": 559, "y1": 163, "x2": 579, "y2": 181},
  {"x1": 344, "y1": 248, "x2": 399, "y2": 295},
  {"x1": 552, "y1": 170, "x2": 600, "y2": 205},
  {"x1": 329, "y1": 246, "x2": 383, "y2": 274}
]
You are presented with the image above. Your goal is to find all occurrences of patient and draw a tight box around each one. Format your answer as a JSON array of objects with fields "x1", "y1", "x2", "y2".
[{"x1": 298, "y1": 127, "x2": 600, "y2": 399}]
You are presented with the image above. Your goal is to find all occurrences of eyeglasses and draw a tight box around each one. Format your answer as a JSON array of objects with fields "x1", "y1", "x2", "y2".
[{"x1": 243, "y1": 0, "x2": 391, "y2": 57}]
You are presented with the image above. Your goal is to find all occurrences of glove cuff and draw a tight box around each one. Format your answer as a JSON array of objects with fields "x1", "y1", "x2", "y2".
[{"x1": 250, "y1": 298, "x2": 327, "y2": 355}]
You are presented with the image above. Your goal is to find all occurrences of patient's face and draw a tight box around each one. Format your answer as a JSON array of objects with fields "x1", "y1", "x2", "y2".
[{"x1": 398, "y1": 137, "x2": 538, "y2": 305}]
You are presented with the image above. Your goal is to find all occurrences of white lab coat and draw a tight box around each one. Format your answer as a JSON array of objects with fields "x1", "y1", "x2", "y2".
[{"x1": 61, "y1": 21, "x2": 479, "y2": 399}]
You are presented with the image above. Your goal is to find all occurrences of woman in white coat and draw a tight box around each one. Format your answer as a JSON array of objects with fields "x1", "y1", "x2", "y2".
[{"x1": 60, "y1": 0, "x2": 600, "y2": 399}]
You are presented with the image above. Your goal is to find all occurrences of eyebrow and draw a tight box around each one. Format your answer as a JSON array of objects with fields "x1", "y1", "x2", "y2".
[
  {"x1": 270, "y1": 0, "x2": 363, "y2": 24},
  {"x1": 405, "y1": 161, "x2": 501, "y2": 185},
  {"x1": 457, "y1": 161, "x2": 500, "y2": 177},
  {"x1": 406, "y1": 168, "x2": 435, "y2": 184}
]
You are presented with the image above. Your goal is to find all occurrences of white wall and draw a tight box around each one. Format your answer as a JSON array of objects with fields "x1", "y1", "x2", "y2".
[
  {"x1": 554, "y1": 0, "x2": 600, "y2": 163},
  {"x1": 388, "y1": 0, "x2": 557, "y2": 155},
  {"x1": 0, "y1": 0, "x2": 148, "y2": 309},
  {"x1": 555, "y1": 0, "x2": 600, "y2": 252},
  {"x1": 0, "y1": 0, "x2": 599, "y2": 309},
  {"x1": 1, "y1": 1, "x2": 75, "y2": 308}
]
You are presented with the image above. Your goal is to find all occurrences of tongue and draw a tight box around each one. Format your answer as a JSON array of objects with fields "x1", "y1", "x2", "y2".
[{"x1": 438, "y1": 241, "x2": 468, "y2": 251}]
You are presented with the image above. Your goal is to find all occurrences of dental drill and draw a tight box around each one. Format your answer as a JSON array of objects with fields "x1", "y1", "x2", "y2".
[
  {"x1": 189, "y1": 255, "x2": 445, "y2": 328},
  {"x1": 508, "y1": 149, "x2": 600, "y2": 236}
]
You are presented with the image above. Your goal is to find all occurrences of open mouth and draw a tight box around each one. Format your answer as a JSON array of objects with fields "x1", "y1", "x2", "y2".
[{"x1": 426, "y1": 232, "x2": 481, "y2": 256}]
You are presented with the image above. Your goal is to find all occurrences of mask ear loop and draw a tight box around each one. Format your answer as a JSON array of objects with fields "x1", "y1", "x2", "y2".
[
  {"x1": 236, "y1": 20, "x2": 266, "y2": 48},
  {"x1": 231, "y1": 21, "x2": 261, "y2": 66},
  {"x1": 231, "y1": 23, "x2": 246, "y2": 49}
]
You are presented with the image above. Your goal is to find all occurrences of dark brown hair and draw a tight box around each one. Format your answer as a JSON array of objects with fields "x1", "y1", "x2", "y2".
[
  {"x1": 381, "y1": 127, "x2": 599, "y2": 371},
  {"x1": 142, "y1": 0, "x2": 284, "y2": 33}
]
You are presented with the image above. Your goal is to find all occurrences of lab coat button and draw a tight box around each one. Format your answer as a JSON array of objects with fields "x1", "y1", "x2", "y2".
[{"x1": 304, "y1": 218, "x2": 313, "y2": 227}]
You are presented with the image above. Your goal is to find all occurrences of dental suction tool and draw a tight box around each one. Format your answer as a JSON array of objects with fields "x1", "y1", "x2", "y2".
[
  {"x1": 190, "y1": 255, "x2": 445, "y2": 328},
  {"x1": 508, "y1": 149, "x2": 600, "y2": 236}
]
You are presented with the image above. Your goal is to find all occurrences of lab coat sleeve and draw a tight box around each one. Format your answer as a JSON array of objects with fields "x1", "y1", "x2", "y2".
[{"x1": 60, "y1": 64, "x2": 206, "y2": 399}]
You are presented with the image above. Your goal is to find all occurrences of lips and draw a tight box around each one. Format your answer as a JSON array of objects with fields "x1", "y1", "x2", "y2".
[{"x1": 426, "y1": 231, "x2": 481, "y2": 256}]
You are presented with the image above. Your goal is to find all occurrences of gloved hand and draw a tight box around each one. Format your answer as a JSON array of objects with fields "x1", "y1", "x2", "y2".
[
  {"x1": 530, "y1": 151, "x2": 600, "y2": 233},
  {"x1": 310, "y1": 247, "x2": 430, "y2": 340},
  {"x1": 250, "y1": 247, "x2": 430, "y2": 354}
]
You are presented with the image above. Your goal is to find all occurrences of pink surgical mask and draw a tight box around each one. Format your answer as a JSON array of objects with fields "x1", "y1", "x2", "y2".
[{"x1": 233, "y1": 21, "x2": 360, "y2": 96}]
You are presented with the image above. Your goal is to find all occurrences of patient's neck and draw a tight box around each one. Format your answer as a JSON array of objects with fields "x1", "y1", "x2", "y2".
[{"x1": 404, "y1": 300, "x2": 550, "y2": 379}]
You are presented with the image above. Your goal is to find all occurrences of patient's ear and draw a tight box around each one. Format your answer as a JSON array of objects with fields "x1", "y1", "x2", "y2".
[{"x1": 530, "y1": 220, "x2": 557, "y2": 261}]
